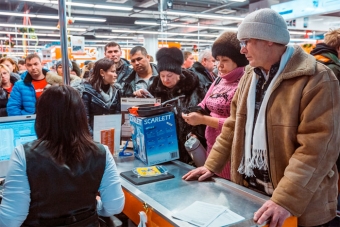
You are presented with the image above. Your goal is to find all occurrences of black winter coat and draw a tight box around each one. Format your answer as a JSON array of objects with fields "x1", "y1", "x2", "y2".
[
  {"x1": 82, "y1": 82, "x2": 121, "y2": 135},
  {"x1": 119, "y1": 63, "x2": 158, "y2": 97},
  {"x1": 0, "y1": 75, "x2": 19, "y2": 117},
  {"x1": 116, "y1": 58, "x2": 133, "y2": 84},
  {"x1": 189, "y1": 62, "x2": 216, "y2": 93},
  {"x1": 148, "y1": 69, "x2": 207, "y2": 164}
]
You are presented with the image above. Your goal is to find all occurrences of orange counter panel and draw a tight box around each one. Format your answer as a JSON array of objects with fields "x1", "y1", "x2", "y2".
[
  {"x1": 122, "y1": 188, "x2": 297, "y2": 227},
  {"x1": 122, "y1": 188, "x2": 173, "y2": 227}
]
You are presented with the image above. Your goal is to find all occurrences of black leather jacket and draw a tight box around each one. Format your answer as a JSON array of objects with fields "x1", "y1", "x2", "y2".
[
  {"x1": 0, "y1": 75, "x2": 19, "y2": 117},
  {"x1": 82, "y1": 82, "x2": 121, "y2": 134},
  {"x1": 189, "y1": 62, "x2": 216, "y2": 93}
]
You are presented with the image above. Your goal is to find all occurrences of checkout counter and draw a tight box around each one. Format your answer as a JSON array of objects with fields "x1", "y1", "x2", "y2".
[{"x1": 115, "y1": 155, "x2": 297, "y2": 227}]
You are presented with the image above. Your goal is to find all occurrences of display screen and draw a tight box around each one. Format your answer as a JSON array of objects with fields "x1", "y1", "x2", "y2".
[{"x1": 0, "y1": 120, "x2": 37, "y2": 161}]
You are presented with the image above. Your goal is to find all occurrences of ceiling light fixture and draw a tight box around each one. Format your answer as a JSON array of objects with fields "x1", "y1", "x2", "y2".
[
  {"x1": 166, "y1": 11, "x2": 244, "y2": 21},
  {"x1": 111, "y1": 29, "x2": 218, "y2": 38},
  {"x1": 19, "y1": 0, "x2": 132, "y2": 11},
  {"x1": 95, "y1": 35, "x2": 144, "y2": 39},
  {"x1": 0, "y1": 23, "x2": 86, "y2": 31},
  {"x1": 0, "y1": 11, "x2": 106, "y2": 22},
  {"x1": 135, "y1": 21, "x2": 160, "y2": 26},
  {"x1": 167, "y1": 23, "x2": 238, "y2": 31}
]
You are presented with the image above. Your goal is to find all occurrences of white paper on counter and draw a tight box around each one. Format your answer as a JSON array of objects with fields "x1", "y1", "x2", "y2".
[
  {"x1": 172, "y1": 201, "x2": 227, "y2": 227},
  {"x1": 208, "y1": 209, "x2": 245, "y2": 227},
  {"x1": 93, "y1": 114, "x2": 122, "y2": 152}
]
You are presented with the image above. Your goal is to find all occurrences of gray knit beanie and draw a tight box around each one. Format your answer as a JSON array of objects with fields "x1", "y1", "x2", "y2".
[{"x1": 237, "y1": 8, "x2": 290, "y2": 45}]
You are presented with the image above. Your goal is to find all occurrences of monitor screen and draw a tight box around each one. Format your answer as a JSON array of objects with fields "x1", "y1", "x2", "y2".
[{"x1": 0, "y1": 116, "x2": 37, "y2": 162}]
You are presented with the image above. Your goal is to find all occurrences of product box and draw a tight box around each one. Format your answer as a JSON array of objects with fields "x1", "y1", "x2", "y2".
[{"x1": 129, "y1": 112, "x2": 179, "y2": 166}]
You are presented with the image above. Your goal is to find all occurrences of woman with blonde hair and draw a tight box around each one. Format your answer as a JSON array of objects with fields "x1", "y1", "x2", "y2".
[
  {"x1": 0, "y1": 57, "x2": 20, "y2": 80},
  {"x1": 0, "y1": 64, "x2": 19, "y2": 116}
]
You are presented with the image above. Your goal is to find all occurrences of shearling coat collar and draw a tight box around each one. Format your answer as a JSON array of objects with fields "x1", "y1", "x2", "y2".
[
  {"x1": 45, "y1": 71, "x2": 81, "y2": 85},
  {"x1": 205, "y1": 45, "x2": 340, "y2": 226}
]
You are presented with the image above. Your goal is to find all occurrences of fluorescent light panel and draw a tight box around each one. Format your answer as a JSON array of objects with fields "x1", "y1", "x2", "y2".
[
  {"x1": 0, "y1": 11, "x2": 106, "y2": 22},
  {"x1": 111, "y1": 29, "x2": 218, "y2": 38},
  {"x1": 0, "y1": 24, "x2": 86, "y2": 31},
  {"x1": 166, "y1": 11, "x2": 244, "y2": 21},
  {"x1": 19, "y1": 0, "x2": 132, "y2": 11},
  {"x1": 95, "y1": 35, "x2": 144, "y2": 39}
]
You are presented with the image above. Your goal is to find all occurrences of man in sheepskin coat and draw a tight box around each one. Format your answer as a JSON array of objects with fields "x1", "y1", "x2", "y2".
[{"x1": 183, "y1": 9, "x2": 340, "y2": 227}]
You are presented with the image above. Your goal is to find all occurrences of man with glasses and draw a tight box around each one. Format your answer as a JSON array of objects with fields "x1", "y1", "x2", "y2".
[
  {"x1": 118, "y1": 46, "x2": 157, "y2": 97},
  {"x1": 183, "y1": 8, "x2": 340, "y2": 227}
]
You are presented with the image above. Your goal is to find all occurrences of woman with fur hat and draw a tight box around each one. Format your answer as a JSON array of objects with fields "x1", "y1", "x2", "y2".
[
  {"x1": 0, "y1": 64, "x2": 19, "y2": 116},
  {"x1": 81, "y1": 58, "x2": 121, "y2": 135},
  {"x1": 148, "y1": 47, "x2": 206, "y2": 164},
  {"x1": 182, "y1": 31, "x2": 248, "y2": 179}
]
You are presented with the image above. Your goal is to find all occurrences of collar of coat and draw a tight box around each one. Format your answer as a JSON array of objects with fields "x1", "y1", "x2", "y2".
[
  {"x1": 151, "y1": 68, "x2": 199, "y2": 95},
  {"x1": 244, "y1": 45, "x2": 316, "y2": 85}
]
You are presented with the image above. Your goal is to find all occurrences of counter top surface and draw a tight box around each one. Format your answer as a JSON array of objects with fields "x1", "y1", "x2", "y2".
[{"x1": 115, "y1": 155, "x2": 269, "y2": 227}]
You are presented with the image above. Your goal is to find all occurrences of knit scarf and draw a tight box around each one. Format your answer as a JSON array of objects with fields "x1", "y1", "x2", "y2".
[
  {"x1": 100, "y1": 85, "x2": 113, "y2": 103},
  {"x1": 238, "y1": 45, "x2": 294, "y2": 177}
]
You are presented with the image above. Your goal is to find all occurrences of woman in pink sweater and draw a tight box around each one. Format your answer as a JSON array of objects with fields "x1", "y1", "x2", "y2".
[{"x1": 182, "y1": 31, "x2": 248, "y2": 180}]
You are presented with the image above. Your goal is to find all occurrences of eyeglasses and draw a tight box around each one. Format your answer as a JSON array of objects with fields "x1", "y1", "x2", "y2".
[{"x1": 239, "y1": 38, "x2": 250, "y2": 48}]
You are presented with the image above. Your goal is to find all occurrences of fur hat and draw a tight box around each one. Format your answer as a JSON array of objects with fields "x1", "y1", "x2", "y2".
[
  {"x1": 156, "y1": 47, "x2": 184, "y2": 75},
  {"x1": 212, "y1": 31, "x2": 248, "y2": 67},
  {"x1": 55, "y1": 59, "x2": 73, "y2": 70},
  {"x1": 237, "y1": 8, "x2": 290, "y2": 45}
]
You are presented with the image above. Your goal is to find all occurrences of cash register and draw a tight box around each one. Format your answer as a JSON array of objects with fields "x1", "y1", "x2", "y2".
[{"x1": 0, "y1": 115, "x2": 37, "y2": 203}]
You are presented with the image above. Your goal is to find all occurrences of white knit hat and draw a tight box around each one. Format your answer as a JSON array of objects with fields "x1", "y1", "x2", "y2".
[{"x1": 237, "y1": 8, "x2": 290, "y2": 45}]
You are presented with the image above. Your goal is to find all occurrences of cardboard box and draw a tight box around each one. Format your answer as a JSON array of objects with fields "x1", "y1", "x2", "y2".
[{"x1": 129, "y1": 112, "x2": 179, "y2": 166}]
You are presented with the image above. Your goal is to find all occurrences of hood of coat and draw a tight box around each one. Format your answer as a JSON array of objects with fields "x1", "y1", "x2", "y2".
[{"x1": 150, "y1": 68, "x2": 199, "y2": 96}]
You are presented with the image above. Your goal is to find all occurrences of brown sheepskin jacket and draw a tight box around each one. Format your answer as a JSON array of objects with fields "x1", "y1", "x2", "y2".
[{"x1": 205, "y1": 45, "x2": 340, "y2": 226}]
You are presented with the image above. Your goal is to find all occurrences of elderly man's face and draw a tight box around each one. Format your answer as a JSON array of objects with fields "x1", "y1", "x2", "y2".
[{"x1": 240, "y1": 39, "x2": 271, "y2": 68}]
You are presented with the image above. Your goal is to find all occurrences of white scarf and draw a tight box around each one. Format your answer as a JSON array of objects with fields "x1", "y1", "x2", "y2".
[{"x1": 238, "y1": 45, "x2": 294, "y2": 177}]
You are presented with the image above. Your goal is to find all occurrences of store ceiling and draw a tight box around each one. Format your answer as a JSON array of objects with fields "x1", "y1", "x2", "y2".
[{"x1": 0, "y1": 0, "x2": 337, "y2": 54}]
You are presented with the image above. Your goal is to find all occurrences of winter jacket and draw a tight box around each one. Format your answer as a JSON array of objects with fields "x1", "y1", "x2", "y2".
[
  {"x1": 116, "y1": 58, "x2": 133, "y2": 84},
  {"x1": 7, "y1": 69, "x2": 58, "y2": 116},
  {"x1": 189, "y1": 62, "x2": 216, "y2": 92},
  {"x1": 310, "y1": 43, "x2": 340, "y2": 82},
  {"x1": 82, "y1": 82, "x2": 121, "y2": 135},
  {"x1": 148, "y1": 69, "x2": 206, "y2": 164},
  {"x1": 10, "y1": 72, "x2": 21, "y2": 81},
  {"x1": 205, "y1": 45, "x2": 340, "y2": 226},
  {"x1": 0, "y1": 75, "x2": 19, "y2": 116},
  {"x1": 119, "y1": 63, "x2": 157, "y2": 97}
]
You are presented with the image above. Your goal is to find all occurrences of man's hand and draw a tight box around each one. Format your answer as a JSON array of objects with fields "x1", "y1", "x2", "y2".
[
  {"x1": 254, "y1": 200, "x2": 291, "y2": 227},
  {"x1": 181, "y1": 112, "x2": 204, "y2": 126},
  {"x1": 133, "y1": 89, "x2": 153, "y2": 98},
  {"x1": 182, "y1": 166, "x2": 214, "y2": 181}
]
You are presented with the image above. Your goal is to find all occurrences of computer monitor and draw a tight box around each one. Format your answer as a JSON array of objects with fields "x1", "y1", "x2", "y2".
[{"x1": 0, "y1": 115, "x2": 37, "y2": 177}]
